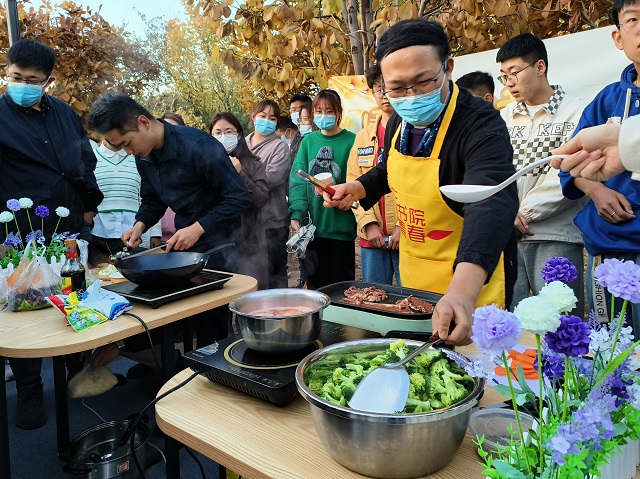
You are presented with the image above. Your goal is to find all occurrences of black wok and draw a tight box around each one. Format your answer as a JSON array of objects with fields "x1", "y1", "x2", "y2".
[{"x1": 114, "y1": 243, "x2": 234, "y2": 288}]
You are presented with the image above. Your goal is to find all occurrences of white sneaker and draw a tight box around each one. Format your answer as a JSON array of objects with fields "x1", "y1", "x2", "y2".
[{"x1": 4, "y1": 362, "x2": 14, "y2": 382}]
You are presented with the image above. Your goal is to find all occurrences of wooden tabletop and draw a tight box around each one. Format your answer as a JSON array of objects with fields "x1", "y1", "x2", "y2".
[
  {"x1": 0, "y1": 272, "x2": 257, "y2": 358},
  {"x1": 153, "y1": 338, "x2": 516, "y2": 479}
]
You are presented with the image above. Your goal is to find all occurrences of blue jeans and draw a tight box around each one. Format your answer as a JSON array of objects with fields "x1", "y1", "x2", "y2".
[
  {"x1": 586, "y1": 252, "x2": 640, "y2": 340},
  {"x1": 360, "y1": 246, "x2": 401, "y2": 285}
]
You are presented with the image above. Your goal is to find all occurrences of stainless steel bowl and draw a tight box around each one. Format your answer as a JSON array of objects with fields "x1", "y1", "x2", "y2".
[
  {"x1": 229, "y1": 289, "x2": 330, "y2": 353},
  {"x1": 295, "y1": 339, "x2": 484, "y2": 479}
]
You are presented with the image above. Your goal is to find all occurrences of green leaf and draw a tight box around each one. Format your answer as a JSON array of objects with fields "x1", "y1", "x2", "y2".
[
  {"x1": 493, "y1": 384, "x2": 514, "y2": 397},
  {"x1": 492, "y1": 460, "x2": 528, "y2": 479},
  {"x1": 515, "y1": 393, "x2": 528, "y2": 406}
]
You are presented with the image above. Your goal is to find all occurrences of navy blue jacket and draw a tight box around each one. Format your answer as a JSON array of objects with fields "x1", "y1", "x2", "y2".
[
  {"x1": 135, "y1": 121, "x2": 251, "y2": 254},
  {"x1": 0, "y1": 93, "x2": 102, "y2": 240}
]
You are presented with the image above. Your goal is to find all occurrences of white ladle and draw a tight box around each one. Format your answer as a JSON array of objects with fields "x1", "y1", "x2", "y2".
[{"x1": 439, "y1": 155, "x2": 569, "y2": 203}]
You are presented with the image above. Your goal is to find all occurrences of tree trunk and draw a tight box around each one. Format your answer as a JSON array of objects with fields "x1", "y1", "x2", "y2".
[
  {"x1": 360, "y1": 0, "x2": 374, "y2": 72},
  {"x1": 346, "y1": 0, "x2": 364, "y2": 75}
]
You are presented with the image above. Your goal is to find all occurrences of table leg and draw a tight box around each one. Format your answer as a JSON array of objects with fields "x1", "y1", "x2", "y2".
[
  {"x1": 52, "y1": 356, "x2": 70, "y2": 456},
  {"x1": 165, "y1": 435, "x2": 181, "y2": 477},
  {"x1": 182, "y1": 318, "x2": 194, "y2": 354},
  {"x1": 0, "y1": 356, "x2": 11, "y2": 479}
]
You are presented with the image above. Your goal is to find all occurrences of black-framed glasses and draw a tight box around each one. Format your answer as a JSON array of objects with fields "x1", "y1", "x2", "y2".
[
  {"x1": 212, "y1": 129, "x2": 238, "y2": 136},
  {"x1": 382, "y1": 63, "x2": 446, "y2": 99},
  {"x1": 6, "y1": 76, "x2": 48, "y2": 86},
  {"x1": 496, "y1": 62, "x2": 537, "y2": 86}
]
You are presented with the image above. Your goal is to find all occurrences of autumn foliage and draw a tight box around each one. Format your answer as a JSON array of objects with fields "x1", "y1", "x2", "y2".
[
  {"x1": 0, "y1": 1, "x2": 159, "y2": 117},
  {"x1": 188, "y1": 0, "x2": 614, "y2": 99}
]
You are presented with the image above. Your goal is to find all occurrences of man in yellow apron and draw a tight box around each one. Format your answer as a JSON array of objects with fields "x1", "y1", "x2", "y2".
[{"x1": 324, "y1": 19, "x2": 518, "y2": 345}]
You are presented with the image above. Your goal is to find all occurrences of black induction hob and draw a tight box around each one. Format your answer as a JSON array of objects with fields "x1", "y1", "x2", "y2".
[
  {"x1": 102, "y1": 270, "x2": 233, "y2": 308},
  {"x1": 184, "y1": 322, "x2": 381, "y2": 406}
]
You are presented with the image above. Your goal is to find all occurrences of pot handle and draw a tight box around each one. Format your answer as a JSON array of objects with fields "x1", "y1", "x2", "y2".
[
  {"x1": 202, "y1": 243, "x2": 235, "y2": 257},
  {"x1": 63, "y1": 464, "x2": 94, "y2": 475},
  {"x1": 123, "y1": 412, "x2": 149, "y2": 425}
]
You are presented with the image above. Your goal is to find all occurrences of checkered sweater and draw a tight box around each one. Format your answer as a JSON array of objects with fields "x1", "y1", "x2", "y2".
[{"x1": 501, "y1": 86, "x2": 588, "y2": 244}]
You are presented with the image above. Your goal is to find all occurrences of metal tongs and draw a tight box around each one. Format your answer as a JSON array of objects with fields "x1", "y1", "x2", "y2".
[
  {"x1": 294, "y1": 170, "x2": 358, "y2": 209},
  {"x1": 109, "y1": 244, "x2": 167, "y2": 262}
]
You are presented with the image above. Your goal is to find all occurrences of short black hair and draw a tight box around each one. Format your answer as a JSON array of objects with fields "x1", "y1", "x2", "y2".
[
  {"x1": 365, "y1": 63, "x2": 382, "y2": 89},
  {"x1": 376, "y1": 19, "x2": 450, "y2": 63},
  {"x1": 289, "y1": 93, "x2": 312, "y2": 105},
  {"x1": 7, "y1": 39, "x2": 56, "y2": 77},
  {"x1": 277, "y1": 116, "x2": 297, "y2": 131},
  {"x1": 160, "y1": 112, "x2": 185, "y2": 125},
  {"x1": 496, "y1": 33, "x2": 549, "y2": 74},
  {"x1": 456, "y1": 71, "x2": 495, "y2": 96},
  {"x1": 88, "y1": 92, "x2": 154, "y2": 134},
  {"x1": 611, "y1": 0, "x2": 637, "y2": 26}
]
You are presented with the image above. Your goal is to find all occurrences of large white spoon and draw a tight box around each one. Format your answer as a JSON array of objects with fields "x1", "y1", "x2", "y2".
[{"x1": 439, "y1": 155, "x2": 569, "y2": 203}]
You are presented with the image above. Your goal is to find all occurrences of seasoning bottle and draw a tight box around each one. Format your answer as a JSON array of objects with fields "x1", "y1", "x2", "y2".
[{"x1": 60, "y1": 238, "x2": 86, "y2": 295}]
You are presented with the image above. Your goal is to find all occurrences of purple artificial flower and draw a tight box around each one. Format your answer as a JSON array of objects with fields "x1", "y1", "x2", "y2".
[
  {"x1": 471, "y1": 305, "x2": 522, "y2": 355},
  {"x1": 545, "y1": 315, "x2": 591, "y2": 357},
  {"x1": 540, "y1": 349, "x2": 565, "y2": 380},
  {"x1": 34, "y1": 205, "x2": 49, "y2": 218},
  {"x1": 595, "y1": 258, "x2": 640, "y2": 303},
  {"x1": 541, "y1": 257, "x2": 578, "y2": 284},
  {"x1": 6, "y1": 199, "x2": 20, "y2": 212},
  {"x1": 24, "y1": 230, "x2": 44, "y2": 244},
  {"x1": 2, "y1": 232, "x2": 22, "y2": 249}
]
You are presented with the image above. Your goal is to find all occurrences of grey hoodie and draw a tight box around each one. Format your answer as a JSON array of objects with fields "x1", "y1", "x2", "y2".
[{"x1": 246, "y1": 132, "x2": 290, "y2": 229}]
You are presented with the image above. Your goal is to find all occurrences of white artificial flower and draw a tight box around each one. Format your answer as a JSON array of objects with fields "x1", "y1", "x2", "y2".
[
  {"x1": 538, "y1": 281, "x2": 578, "y2": 313},
  {"x1": 18, "y1": 197, "x2": 33, "y2": 209},
  {"x1": 513, "y1": 295, "x2": 561, "y2": 335},
  {"x1": 0, "y1": 211, "x2": 13, "y2": 223},
  {"x1": 589, "y1": 326, "x2": 611, "y2": 354},
  {"x1": 55, "y1": 206, "x2": 70, "y2": 218}
]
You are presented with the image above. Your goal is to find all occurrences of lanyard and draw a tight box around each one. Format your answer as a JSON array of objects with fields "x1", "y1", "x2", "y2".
[{"x1": 399, "y1": 119, "x2": 441, "y2": 157}]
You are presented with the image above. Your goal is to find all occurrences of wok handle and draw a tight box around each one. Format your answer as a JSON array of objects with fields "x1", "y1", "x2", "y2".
[{"x1": 202, "y1": 243, "x2": 236, "y2": 257}]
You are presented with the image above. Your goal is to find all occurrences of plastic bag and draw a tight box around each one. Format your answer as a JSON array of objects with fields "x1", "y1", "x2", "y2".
[{"x1": 6, "y1": 241, "x2": 61, "y2": 312}]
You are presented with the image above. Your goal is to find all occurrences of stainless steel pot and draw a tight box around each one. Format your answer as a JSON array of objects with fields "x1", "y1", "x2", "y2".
[
  {"x1": 295, "y1": 339, "x2": 484, "y2": 479},
  {"x1": 64, "y1": 416, "x2": 149, "y2": 479},
  {"x1": 228, "y1": 289, "x2": 330, "y2": 353}
]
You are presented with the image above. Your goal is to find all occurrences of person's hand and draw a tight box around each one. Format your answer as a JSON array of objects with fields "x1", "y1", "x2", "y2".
[
  {"x1": 122, "y1": 222, "x2": 145, "y2": 248},
  {"x1": 514, "y1": 212, "x2": 533, "y2": 236},
  {"x1": 291, "y1": 219, "x2": 301, "y2": 233},
  {"x1": 166, "y1": 222, "x2": 205, "y2": 251},
  {"x1": 588, "y1": 184, "x2": 635, "y2": 224},
  {"x1": 230, "y1": 156, "x2": 242, "y2": 173},
  {"x1": 389, "y1": 226, "x2": 400, "y2": 250},
  {"x1": 431, "y1": 290, "x2": 475, "y2": 346},
  {"x1": 364, "y1": 223, "x2": 385, "y2": 248},
  {"x1": 89, "y1": 344, "x2": 120, "y2": 368},
  {"x1": 322, "y1": 181, "x2": 365, "y2": 211},
  {"x1": 551, "y1": 123, "x2": 623, "y2": 181},
  {"x1": 150, "y1": 236, "x2": 162, "y2": 248}
]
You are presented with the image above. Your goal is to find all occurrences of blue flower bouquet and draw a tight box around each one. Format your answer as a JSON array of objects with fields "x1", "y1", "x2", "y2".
[{"x1": 468, "y1": 257, "x2": 640, "y2": 479}]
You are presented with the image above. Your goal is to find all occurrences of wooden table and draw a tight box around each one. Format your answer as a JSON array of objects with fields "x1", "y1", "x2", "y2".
[
  {"x1": 0, "y1": 272, "x2": 257, "y2": 479},
  {"x1": 156, "y1": 332, "x2": 640, "y2": 479}
]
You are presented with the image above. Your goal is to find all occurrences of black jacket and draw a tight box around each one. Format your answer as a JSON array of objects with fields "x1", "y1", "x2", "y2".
[
  {"x1": 135, "y1": 121, "x2": 251, "y2": 254},
  {"x1": 358, "y1": 84, "x2": 518, "y2": 302},
  {"x1": 0, "y1": 93, "x2": 102, "y2": 240}
]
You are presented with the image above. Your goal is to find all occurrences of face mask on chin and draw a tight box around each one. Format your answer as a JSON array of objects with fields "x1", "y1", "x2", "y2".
[
  {"x1": 214, "y1": 134, "x2": 239, "y2": 153},
  {"x1": 387, "y1": 67, "x2": 447, "y2": 127},
  {"x1": 7, "y1": 81, "x2": 47, "y2": 107},
  {"x1": 254, "y1": 118, "x2": 277, "y2": 136}
]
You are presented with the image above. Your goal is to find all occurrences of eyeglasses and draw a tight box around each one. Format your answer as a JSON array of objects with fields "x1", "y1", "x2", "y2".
[
  {"x1": 372, "y1": 85, "x2": 386, "y2": 98},
  {"x1": 496, "y1": 62, "x2": 536, "y2": 86},
  {"x1": 212, "y1": 129, "x2": 238, "y2": 136},
  {"x1": 382, "y1": 63, "x2": 446, "y2": 99},
  {"x1": 619, "y1": 15, "x2": 640, "y2": 35},
  {"x1": 6, "y1": 76, "x2": 48, "y2": 86}
]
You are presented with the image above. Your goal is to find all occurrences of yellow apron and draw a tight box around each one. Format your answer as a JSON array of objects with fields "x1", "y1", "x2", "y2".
[{"x1": 387, "y1": 84, "x2": 506, "y2": 307}]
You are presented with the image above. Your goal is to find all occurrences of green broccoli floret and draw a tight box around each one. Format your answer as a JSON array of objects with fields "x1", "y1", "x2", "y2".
[
  {"x1": 429, "y1": 358, "x2": 472, "y2": 406},
  {"x1": 409, "y1": 372, "x2": 427, "y2": 398},
  {"x1": 321, "y1": 381, "x2": 343, "y2": 401},
  {"x1": 307, "y1": 377, "x2": 325, "y2": 393},
  {"x1": 389, "y1": 339, "x2": 410, "y2": 360},
  {"x1": 411, "y1": 349, "x2": 443, "y2": 373},
  {"x1": 345, "y1": 362, "x2": 365, "y2": 377},
  {"x1": 403, "y1": 397, "x2": 433, "y2": 413}
]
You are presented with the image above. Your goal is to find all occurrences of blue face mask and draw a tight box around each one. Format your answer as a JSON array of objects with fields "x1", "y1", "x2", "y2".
[
  {"x1": 7, "y1": 81, "x2": 46, "y2": 107},
  {"x1": 314, "y1": 114, "x2": 336, "y2": 131},
  {"x1": 387, "y1": 79, "x2": 446, "y2": 127},
  {"x1": 281, "y1": 135, "x2": 291, "y2": 146},
  {"x1": 299, "y1": 124, "x2": 313, "y2": 136},
  {"x1": 254, "y1": 118, "x2": 277, "y2": 136},
  {"x1": 291, "y1": 111, "x2": 300, "y2": 126}
]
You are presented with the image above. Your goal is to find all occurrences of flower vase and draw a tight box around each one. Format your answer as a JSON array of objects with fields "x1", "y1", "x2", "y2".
[{"x1": 590, "y1": 439, "x2": 640, "y2": 479}]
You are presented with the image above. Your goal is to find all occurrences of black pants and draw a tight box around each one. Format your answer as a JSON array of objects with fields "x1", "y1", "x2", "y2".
[
  {"x1": 265, "y1": 226, "x2": 289, "y2": 289},
  {"x1": 302, "y1": 237, "x2": 355, "y2": 290},
  {"x1": 9, "y1": 354, "x2": 85, "y2": 390}
]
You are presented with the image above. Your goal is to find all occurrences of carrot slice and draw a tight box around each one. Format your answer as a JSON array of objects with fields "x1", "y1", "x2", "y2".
[{"x1": 523, "y1": 349, "x2": 537, "y2": 358}]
